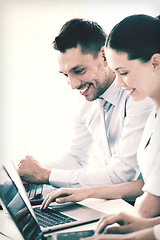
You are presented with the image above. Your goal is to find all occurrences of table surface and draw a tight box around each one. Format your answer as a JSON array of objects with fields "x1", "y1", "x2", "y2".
[{"x1": 0, "y1": 198, "x2": 136, "y2": 239}]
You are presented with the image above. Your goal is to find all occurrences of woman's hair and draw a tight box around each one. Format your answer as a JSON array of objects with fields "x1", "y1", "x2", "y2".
[
  {"x1": 53, "y1": 18, "x2": 107, "y2": 58},
  {"x1": 106, "y1": 14, "x2": 160, "y2": 62}
]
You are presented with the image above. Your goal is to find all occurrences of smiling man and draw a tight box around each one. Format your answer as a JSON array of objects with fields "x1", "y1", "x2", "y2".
[
  {"x1": 58, "y1": 44, "x2": 113, "y2": 101},
  {"x1": 18, "y1": 18, "x2": 153, "y2": 189}
]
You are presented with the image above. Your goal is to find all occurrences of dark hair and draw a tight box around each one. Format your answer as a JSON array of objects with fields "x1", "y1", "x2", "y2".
[
  {"x1": 106, "y1": 14, "x2": 160, "y2": 62},
  {"x1": 53, "y1": 18, "x2": 107, "y2": 58}
]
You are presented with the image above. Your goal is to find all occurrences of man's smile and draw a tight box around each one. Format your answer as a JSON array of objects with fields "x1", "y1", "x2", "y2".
[{"x1": 78, "y1": 83, "x2": 92, "y2": 95}]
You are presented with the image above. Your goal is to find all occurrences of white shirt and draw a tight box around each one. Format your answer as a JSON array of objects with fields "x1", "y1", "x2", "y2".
[
  {"x1": 137, "y1": 107, "x2": 160, "y2": 197},
  {"x1": 154, "y1": 224, "x2": 160, "y2": 240},
  {"x1": 47, "y1": 81, "x2": 154, "y2": 187}
]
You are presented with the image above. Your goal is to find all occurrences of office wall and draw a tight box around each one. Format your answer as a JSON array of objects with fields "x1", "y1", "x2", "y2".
[{"x1": 1, "y1": 0, "x2": 159, "y2": 164}]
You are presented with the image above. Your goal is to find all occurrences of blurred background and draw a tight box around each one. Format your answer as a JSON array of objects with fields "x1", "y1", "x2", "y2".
[{"x1": 1, "y1": 0, "x2": 159, "y2": 164}]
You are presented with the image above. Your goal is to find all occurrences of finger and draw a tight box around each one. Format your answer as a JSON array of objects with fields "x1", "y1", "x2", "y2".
[
  {"x1": 41, "y1": 189, "x2": 70, "y2": 209},
  {"x1": 96, "y1": 220, "x2": 109, "y2": 234},
  {"x1": 95, "y1": 215, "x2": 115, "y2": 233},
  {"x1": 41, "y1": 192, "x2": 57, "y2": 209},
  {"x1": 106, "y1": 225, "x2": 132, "y2": 234},
  {"x1": 55, "y1": 194, "x2": 73, "y2": 203},
  {"x1": 97, "y1": 212, "x2": 128, "y2": 234}
]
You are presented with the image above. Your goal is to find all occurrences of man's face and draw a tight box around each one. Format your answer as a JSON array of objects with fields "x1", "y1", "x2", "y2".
[{"x1": 58, "y1": 45, "x2": 114, "y2": 101}]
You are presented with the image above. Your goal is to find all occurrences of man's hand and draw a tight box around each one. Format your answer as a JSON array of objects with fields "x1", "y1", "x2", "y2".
[
  {"x1": 18, "y1": 155, "x2": 51, "y2": 184},
  {"x1": 40, "y1": 187, "x2": 92, "y2": 209}
]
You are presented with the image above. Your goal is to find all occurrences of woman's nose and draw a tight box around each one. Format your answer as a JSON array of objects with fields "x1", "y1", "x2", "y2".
[{"x1": 115, "y1": 75, "x2": 126, "y2": 88}]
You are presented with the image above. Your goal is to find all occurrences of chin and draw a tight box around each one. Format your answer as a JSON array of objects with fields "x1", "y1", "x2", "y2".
[
  {"x1": 131, "y1": 95, "x2": 145, "y2": 102},
  {"x1": 85, "y1": 94, "x2": 97, "y2": 102}
]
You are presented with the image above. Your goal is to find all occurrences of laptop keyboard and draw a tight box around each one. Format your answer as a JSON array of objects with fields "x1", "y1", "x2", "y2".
[
  {"x1": 34, "y1": 207, "x2": 77, "y2": 228},
  {"x1": 24, "y1": 183, "x2": 44, "y2": 204}
]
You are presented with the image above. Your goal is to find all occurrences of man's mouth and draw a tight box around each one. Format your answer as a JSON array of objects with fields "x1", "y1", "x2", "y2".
[{"x1": 78, "y1": 84, "x2": 91, "y2": 95}]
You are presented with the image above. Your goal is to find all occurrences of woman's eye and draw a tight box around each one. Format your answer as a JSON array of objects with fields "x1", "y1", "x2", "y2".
[{"x1": 120, "y1": 72, "x2": 128, "y2": 76}]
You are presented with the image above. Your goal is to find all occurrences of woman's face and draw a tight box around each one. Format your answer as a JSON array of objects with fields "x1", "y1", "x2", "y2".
[{"x1": 106, "y1": 48, "x2": 159, "y2": 103}]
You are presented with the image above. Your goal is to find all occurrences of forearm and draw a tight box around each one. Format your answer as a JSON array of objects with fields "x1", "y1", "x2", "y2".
[
  {"x1": 148, "y1": 218, "x2": 160, "y2": 228},
  {"x1": 135, "y1": 192, "x2": 160, "y2": 218},
  {"x1": 86, "y1": 179, "x2": 144, "y2": 200}
]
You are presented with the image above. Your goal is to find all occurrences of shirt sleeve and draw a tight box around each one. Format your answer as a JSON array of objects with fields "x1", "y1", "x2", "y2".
[
  {"x1": 154, "y1": 224, "x2": 160, "y2": 240},
  {"x1": 48, "y1": 97, "x2": 153, "y2": 188},
  {"x1": 142, "y1": 152, "x2": 160, "y2": 197},
  {"x1": 107, "y1": 97, "x2": 153, "y2": 184}
]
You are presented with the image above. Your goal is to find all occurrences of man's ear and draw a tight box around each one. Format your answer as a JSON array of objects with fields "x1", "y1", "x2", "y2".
[
  {"x1": 151, "y1": 53, "x2": 160, "y2": 71},
  {"x1": 101, "y1": 47, "x2": 107, "y2": 65}
]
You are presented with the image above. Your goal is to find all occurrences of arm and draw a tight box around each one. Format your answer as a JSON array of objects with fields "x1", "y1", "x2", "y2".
[
  {"x1": 18, "y1": 115, "x2": 93, "y2": 185},
  {"x1": 19, "y1": 96, "x2": 153, "y2": 187},
  {"x1": 47, "y1": 96, "x2": 153, "y2": 188},
  {"x1": 18, "y1": 97, "x2": 94, "y2": 184},
  {"x1": 50, "y1": 94, "x2": 154, "y2": 188},
  {"x1": 135, "y1": 192, "x2": 160, "y2": 218},
  {"x1": 41, "y1": 179, "x2": 144, "y2": 209},
  {"x1": 105, "y1": 96, "x2": 154, "y2": 184}
]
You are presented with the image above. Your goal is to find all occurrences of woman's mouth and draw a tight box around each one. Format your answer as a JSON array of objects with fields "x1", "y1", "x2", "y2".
[{"x1": 123, "y1": 87, "x2": 136, "y2": 96}]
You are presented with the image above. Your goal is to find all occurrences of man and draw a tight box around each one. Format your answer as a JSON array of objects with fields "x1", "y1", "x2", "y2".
[{"x1": 18, "y1": 18, "x2": 153, "y2": 188}]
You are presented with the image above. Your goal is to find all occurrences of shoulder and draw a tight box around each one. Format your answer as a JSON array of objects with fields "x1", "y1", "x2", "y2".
[{"x1": 126, "y1": 97, "x2": 154, "y2": 115}]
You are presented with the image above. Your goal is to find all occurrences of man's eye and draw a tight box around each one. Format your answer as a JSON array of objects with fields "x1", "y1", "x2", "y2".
[{"x1": 74, "y1": 69, "x2": 86, "y2": 74}]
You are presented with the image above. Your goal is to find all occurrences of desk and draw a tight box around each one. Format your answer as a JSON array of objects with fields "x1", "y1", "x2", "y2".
[
  {"x1": 56, "y1": 198, "x2": 136, "y2": 234},
  {"x1": 0, "y1": 198, "x2": 136, "y2": 239}
]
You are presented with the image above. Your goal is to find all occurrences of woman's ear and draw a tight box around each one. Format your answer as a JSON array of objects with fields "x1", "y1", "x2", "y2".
[{"x1": 151, "y1": 53, "x2": 160, "y2": 71}]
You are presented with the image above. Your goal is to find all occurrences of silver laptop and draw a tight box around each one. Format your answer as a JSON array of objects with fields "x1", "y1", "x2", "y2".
[{"x1": 0, "y1": 162, "x2": 105, "y2": 240}]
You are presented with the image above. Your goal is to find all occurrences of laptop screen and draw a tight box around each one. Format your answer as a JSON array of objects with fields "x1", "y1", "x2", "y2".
[{"x1": 0, "y1": 166, "x2": 43, "y2": 240}]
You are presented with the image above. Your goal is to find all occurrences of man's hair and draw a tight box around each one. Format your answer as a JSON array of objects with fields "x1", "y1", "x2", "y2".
[
  {"x1": 106, "y1": 14, "x2": 160, "y2": 62},
  {"x1": 53, "y1": 18, "x2": 107, "y2": 58}
]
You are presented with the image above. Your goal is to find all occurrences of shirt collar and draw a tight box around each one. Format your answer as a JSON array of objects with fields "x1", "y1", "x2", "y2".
[{"x1": 100, "y1": 79, "x2": 121, "y2": 106}]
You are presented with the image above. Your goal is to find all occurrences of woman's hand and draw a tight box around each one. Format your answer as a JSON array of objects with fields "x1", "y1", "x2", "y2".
[
  {"x1": 94, "y1": 212, "x2": 157, "y2": 235},
  {"x1": 81, "y1": 227, "x2": 155, "y2": 240}
]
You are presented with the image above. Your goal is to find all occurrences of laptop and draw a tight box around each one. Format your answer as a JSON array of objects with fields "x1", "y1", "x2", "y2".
[
  {"x1": 24, "y1": 183, "x2": 57, "y2": 206},
  {"x1": 0, "y1": 162, "x2": 105, "y2": 240}
]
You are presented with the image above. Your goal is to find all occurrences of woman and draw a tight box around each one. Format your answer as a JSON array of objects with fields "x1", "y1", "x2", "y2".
[
  {"x1": 83, "y1": 14, "x2": 160, "y2": 240},
  {"x1": 41, "y1": 14, "x2": 160, "y2": 239}
]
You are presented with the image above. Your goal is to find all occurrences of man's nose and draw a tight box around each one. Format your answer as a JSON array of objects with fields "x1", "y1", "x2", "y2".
[
  {"x1": 115, "y1": 75, "x2": 125, "y2": 88},
  {"x1": 68, "y1": 75, "x2": 81, "y2": 90}
]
